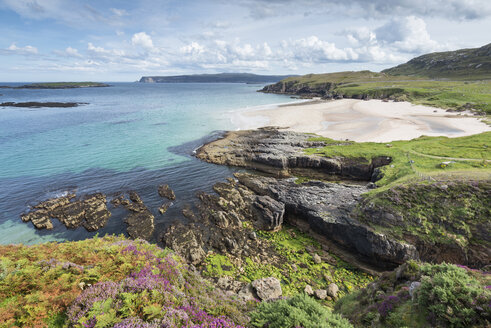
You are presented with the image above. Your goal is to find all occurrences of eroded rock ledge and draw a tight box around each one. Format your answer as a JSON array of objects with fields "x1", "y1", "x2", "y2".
[{"x1": 196, "y1": 127, "x2": 390, "y2": 181}]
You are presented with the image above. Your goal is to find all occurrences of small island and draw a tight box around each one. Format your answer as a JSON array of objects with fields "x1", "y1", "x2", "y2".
[
  {"x1": 0, "y1": 101, "x2": 87, "y2": 108},
  {"x1": 0, "y1": 82, "x2": 110, "y2": 89}
]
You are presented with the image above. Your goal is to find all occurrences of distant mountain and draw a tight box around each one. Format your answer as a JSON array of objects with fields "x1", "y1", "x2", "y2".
[
  {"x1": 383, "y1": 43, "x2": 491, "y2": 79},
  {"x1": 139, "y1": 73, "x2": 295, "y2": 83}
]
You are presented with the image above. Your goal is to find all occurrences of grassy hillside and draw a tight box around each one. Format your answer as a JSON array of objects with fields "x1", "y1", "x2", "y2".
[
  {"x1": 383, "y1": 43, "x2": 491, "y2": 80},
  {"x1": 305, "y1": 132, "x2": 491, "y2": 188}
]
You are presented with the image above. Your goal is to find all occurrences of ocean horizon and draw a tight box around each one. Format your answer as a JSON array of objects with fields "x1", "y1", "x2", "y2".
[{"x1": 0, "y1": 82, "x2": 297, "y2": 245}]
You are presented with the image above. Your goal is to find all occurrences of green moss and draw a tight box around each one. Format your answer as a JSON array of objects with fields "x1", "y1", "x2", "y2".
[
  {"x1": 203, "y1": 253, "x2": 237, "y2": 277},
  {"x1": 202, "y1": 226, "x2": 373, "y2": 299}
]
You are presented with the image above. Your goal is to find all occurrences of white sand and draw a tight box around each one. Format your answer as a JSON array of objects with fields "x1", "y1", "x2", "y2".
[{"x1": 235, "y1": 99, "x2": 490, "y2": 142}]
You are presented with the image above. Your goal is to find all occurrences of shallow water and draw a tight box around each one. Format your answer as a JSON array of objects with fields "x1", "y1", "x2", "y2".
[{"x1": 0, "y1": 82, "x2": 295, "y2": 244}]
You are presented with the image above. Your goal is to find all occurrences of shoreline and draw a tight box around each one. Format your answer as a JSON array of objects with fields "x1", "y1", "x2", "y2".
[{"x1": 234, "y1": 99, "x2": 491, "y2": 142}]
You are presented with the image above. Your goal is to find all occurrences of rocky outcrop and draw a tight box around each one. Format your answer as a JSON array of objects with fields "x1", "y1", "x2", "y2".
[
  {"x1": 21, "y1": 193, "x2": 111, "y2": 231},
  {"x1": 161, "y1": 178, "x2": 281, "y2": 266},
  {"x1": 251, "y1": 196, "x2": 284, "y2": 231},
  {"x1": 235, "y1": 173, "x2": 418, "y2": 267},
  {"x1": 196, "y1": 128, "x2": 391, "y2": 181},
  {"x1": 112, "y1": 192, "x2": 155, "y2": 240},
  {"x1": 158, "y1": 184, "x2": 175, "y2": 200}
]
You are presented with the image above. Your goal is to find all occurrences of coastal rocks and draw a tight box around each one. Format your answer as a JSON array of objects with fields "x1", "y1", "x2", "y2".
[
  {"x1": 159, "y1": 202, "x2": 171, "y2": 214},
  {"x1": 161, "y1": 178, "x2": 281, "y2": 267},
  {"x1": 251, "y1": 195, "x2": 285, "y2": 231},
  {"x1": 21, "y1": 193, "x2": 111, "y2": 231},
  {"x1": 235, "y1": 172, "x2": 418, "y2": 268},
  {"x1": 196, "y1": 128, "x2": 391, "y2": 181},
  {"x1": 112, "y1": 192, "x2": 155, "y2": 240},
  {"x1": 251, "y1": 277, "x2": 282, "y2": 301},
  {"x1": 158, "y1": 184, "x2": 175, "y2": 200}
]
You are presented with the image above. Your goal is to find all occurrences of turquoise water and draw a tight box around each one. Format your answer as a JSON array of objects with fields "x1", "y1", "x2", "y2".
[{"x1": 0, "y1": 82, "x2": 296, "y2": 244}]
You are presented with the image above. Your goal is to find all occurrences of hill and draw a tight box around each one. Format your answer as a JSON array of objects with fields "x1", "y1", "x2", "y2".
[
  {"x1": 139, "y1": 73, "x2": 294, "y2": 83},
  {"x1": 382, "y1": 43, "x2": 491, "y2": 79}
]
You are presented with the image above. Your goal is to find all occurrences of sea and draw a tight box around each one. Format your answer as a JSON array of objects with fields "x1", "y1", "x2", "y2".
[{"x1": 0, "y1": 82, "x2": 297, "y2": 245}]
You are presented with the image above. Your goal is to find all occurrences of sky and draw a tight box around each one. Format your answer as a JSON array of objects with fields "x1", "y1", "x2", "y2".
[{"x1": 0, "y1": 0, "x2": 490, "y2": 82}]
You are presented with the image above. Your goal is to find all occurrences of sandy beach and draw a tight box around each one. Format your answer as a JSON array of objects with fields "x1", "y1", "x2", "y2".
[{"x1": 236, "y1": 99, "x2": 491, "y2": 142}]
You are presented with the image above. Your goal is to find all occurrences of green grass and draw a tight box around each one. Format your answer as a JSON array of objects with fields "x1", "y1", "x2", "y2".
[
  {"x1": 202, "y1": 225, "x2": 373, "y2": 299},
  {"x1": 274, "y1": 71, "x2": 491, "y2": 114},
  {"x1": 305, "y1": 132, "x2": 491, "y2": 188},
  {"x1": 336, "y1": 80, "x2": 491, "y2": 114}
]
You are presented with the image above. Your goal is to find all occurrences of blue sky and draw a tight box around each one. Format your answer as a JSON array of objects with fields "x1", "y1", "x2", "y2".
[{"x1": 0, "y1": 0, "x2": 490, "y2": 81}]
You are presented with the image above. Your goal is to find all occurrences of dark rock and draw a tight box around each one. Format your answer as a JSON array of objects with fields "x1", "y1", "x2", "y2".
[
  {"x1": 235, "y1": 172, "x2": 418, "y2": 267},
  {"x1": 21, "y1": 193, "x2": 111, "y2": 232},
  {"x1": 159, "y1": 202, "x2": 171, "y2": 214},
  {"x1": 251, "y1": 195, "x2": 285, "y2": 231},
  {"x1": 158, "y1": 184, "x2": 176, "y2": 200},
  {"x1": 114, "y1": 192, "x2": 155, "y2": 240}
]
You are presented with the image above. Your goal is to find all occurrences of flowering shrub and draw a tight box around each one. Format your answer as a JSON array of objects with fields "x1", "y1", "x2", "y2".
[
  {"x1": 66, "y1": 241, "x2": 247, "y2": 328},
  {"x1": 0, "y1": 236, "x2": 248, "y2": 327},
  {"x1": 418, "y1": 263, "x2": 491, "y2": 327}
]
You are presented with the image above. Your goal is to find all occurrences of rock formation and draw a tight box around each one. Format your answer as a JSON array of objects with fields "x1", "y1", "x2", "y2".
[
  {"x1": 21, "y1": 193, "x2": 111, "y2": 231},
  {"x1": 112, "y1": 192, "x2": 155, "y2": 240},
  {"x1": 196, "y1": 128, "x2": 391, "y2": 181}
]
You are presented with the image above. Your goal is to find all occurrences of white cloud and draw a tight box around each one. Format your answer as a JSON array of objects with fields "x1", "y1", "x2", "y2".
[
  {"x1": 53, "y1": 46, "x2": 81, "y2": 57},
  {"x1": 375, "y1": 16, "x2": 446, "y2": 53},
  {"x1": 131, "y1": 32, "x2": 154, "y2": 50},
  {"x1": 6, "y1": 43, "x2": 38, "y2": 55},
  {"x1": 280, "y1": 36, "x2": 358, "y2": 62},
  {"x1": 110, "y1": 8, "x2": 128, "y2": 17},
  {"x1": 180, "y1": 42, "x2": 205, "y2": 55}
]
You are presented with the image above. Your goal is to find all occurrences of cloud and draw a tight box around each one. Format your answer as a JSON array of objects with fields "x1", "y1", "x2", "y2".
[
  {"x1": 280, "y1": 36, "x2": 358, "y2": 62},
  {"x1": 110, "y1": 8, "x2": 128, "y2": 17},
  {"x1": 3, "y1": 43, "x2": 38, "y2": 55},
  {"x1": 53, "y1": 46, "x2": 82, "y2": 57},
  {"x1": 131, "y1": 32, "x2": 154, "y2": 50},
  {"x1": 238, "y1": 0, "x2": 491, "y2": 20},
  {"x1": 375, "y1": 16, "x2": 446, "y2": 53}
]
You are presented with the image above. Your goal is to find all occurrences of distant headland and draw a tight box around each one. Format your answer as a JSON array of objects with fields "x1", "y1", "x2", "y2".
[{"x1": 139, "y1": 72, "x2": 295, "y2": 83}]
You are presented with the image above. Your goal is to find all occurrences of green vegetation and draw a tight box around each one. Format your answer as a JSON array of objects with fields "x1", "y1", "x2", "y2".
[
  {"x1": 250, "y1": 294, "x2": 353, "y2": 328},
  {"x1": 0, "y1": 236, "x2": 248, "y2": 328},
  {"x1": 203, "y1": 225, "x2": 373, "y2": 298},
  {"x1": 357, "y1": 179, "x2": 490, "y2": 248},
  {"x1": 335, "y1": 80, "x2": 491, "y2": 114},
  {"x1": 335, "y1": 261, "x2": 491, "y2": 327},
  {"x1": 305, "y1": 132, "x2": 491, "y2": 187},
  {"x1": 382, "y1": 43, "x2": 491, "y2": 80}
]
